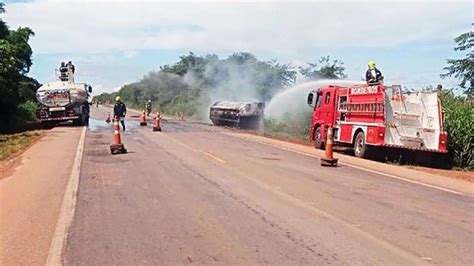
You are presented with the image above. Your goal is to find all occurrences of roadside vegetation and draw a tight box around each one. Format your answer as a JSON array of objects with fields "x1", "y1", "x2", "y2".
[
  {"x1": 0, "y1": 3, "x2": 40, "y2": 133},
  {"x1": 440, "y1": 91, "x2": 473, "y2": 169},
  {"x1": 0, "y1": 3, "x2": 42, "y2": 160},
  {"x1": 94, "y1": 52, "x2": 297, "y2": 119},
  {"x1": 263, "y1": 57, "x2": 347, "y2": 140},
  {"x1": 439, "y1": 31, "x2": 473, "y2": 169},
  {"x1": 0, "y1": 131, "x2": 42, "y2": 161}
]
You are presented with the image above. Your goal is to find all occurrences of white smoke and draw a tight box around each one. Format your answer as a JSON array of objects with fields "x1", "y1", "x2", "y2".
[
  {"x1": 265, "y1": 79, "x2": 364, "y2": 119},
  {"x1": 184, "y1": 57, "x2": 294, "y2": 121}
]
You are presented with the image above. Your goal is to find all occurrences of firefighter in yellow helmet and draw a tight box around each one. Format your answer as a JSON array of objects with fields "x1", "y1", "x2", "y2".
[
  {"x1": 113, "y1": 96, "x2": 127, "y2": 131},
  {"x1": 365, "y1": 60, "x2": 384, "y2": 85}
]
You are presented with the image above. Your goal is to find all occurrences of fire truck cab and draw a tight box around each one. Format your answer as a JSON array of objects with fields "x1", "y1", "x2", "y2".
[{"x1": 307, "y1": 84, "x2": 448, "y2": 158}]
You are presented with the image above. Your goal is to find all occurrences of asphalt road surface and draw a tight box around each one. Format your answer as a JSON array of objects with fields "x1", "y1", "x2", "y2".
[
  {"x1": 2, "y1": 105, "x2": 473, "y2": 265},
  {"x1": 60, "y1": 105, "x2": 474, "y2": 265}
]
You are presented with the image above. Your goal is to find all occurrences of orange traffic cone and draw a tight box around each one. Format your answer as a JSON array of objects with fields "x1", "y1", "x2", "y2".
[
  {"x1": 140, "y1": 110, "x2": 147, "y2": 126},
  {"x1": 320, "y1": 126, "x2": 338, "y2": 167},
  {"x1": 153, "y1": 112, "x2": 162, "y2": 131},
  {"x1": 105, "y1": 113, "x2": 111, "y2": 123},
  {"x1": 110, "y1": 116, "x2": 127, "y2": 154}
]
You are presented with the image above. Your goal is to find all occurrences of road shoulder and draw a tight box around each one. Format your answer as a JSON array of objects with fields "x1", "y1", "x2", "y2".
[
  {"x1": 224, "y1": 131, "x2": 474, "y2": 197},
  {"x1": 0, "y1": 126, "x2": 83, "y2": 265}
]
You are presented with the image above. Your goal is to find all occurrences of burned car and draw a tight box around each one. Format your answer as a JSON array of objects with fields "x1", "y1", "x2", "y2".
[{"x1": 210, "y1": 101, "x2": 265, "y2": 130}]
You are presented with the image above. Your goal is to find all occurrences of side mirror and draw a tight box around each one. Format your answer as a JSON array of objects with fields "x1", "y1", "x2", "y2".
[
  {"x1": 307, "y1": 91, "x2": 315, "y2": 108},
  {"x1": 88, "y1": 86, "x2": 92, "y2": 93}
]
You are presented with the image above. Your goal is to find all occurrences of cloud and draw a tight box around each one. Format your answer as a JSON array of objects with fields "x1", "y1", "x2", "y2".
[
  {"x1": 2, "y1": 0, "x2": 469, "y2": 91},
  {"x1": 3, "y1": 0, "x2": 471, "y2": 56}
]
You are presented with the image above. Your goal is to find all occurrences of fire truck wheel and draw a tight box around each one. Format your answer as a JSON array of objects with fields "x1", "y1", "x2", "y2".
[
  {"x1": 314, "y1": 126, "x2": 324, "y2": 150},
  {"x1": 354, "y1": 131, "x2": 369, "y2": 158}
]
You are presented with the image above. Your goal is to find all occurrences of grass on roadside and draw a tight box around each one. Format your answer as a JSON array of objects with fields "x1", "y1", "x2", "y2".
[{"x1": 0, "y1": 131, "x2": 42, "y2": 161}]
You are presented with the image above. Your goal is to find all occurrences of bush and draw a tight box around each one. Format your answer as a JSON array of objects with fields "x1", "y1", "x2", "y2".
[
  {"x1": 441, "y1": 91, "x2": 474, "y2": 169},
  {"x1": 264, "y1": 111, "x2": 312, "y2": 140},
  {"x1": 18, "y1": 100, "x2": 38, "y2": 121}
]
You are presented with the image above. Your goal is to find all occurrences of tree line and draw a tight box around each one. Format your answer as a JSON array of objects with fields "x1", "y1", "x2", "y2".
[
  {"x1": 0, "y1": 3, "x2": 40, "y2": 131},
  {"x1": 93, "y1": 52, "x2": 346, "y2": 115}
]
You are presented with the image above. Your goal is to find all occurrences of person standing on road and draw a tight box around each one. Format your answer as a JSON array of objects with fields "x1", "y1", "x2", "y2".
[
  {"x1": 114, "y1": 96, "x2": 127, "y2": 131},
  {"x1": 145, "y1": 100, "x2": 152, "y2": 116}
]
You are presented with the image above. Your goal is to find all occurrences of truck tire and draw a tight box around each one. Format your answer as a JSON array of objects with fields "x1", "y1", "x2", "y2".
[
  {"x1": 314, "y1": 126, "x2": 324, "y2": 150},
  {"x1": 354, "y1": 131, "x2": 369, "y2": 158}
]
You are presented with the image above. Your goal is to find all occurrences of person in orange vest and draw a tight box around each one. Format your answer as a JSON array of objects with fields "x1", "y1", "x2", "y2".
[{"x1": 365, "y1": 60, "x2": 384, "y2": 85}]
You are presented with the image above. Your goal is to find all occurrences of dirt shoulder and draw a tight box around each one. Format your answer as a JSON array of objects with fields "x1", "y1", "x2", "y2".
[
  {"x1": 406, "y1": 166, "x2": 474, "y2": 183},
  {"x1": 0, "y1": 126, "x2": 83, "y2": 265},
  {"x1": 230, "y1": 129, "x2": 474, "y2": 183},
  {"x1": 0, "y1": 131, "x2": 44, "y2": 160},
  {"x1": 163, "y1": 115, "x2": 472, "y2": 195},
  {"x1": 0, "y1": 131, "x2": 44, "y2": 180}
]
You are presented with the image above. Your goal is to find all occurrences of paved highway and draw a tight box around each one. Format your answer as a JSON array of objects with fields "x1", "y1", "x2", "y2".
[{"x1": 2, "y1": 105, "x2": 473, "y2": 265}]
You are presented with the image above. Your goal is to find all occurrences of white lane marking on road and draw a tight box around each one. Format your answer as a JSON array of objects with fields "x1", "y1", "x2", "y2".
[
  {"x1": 227, "y1": 134, "x2": 467, "y2": 197},
  {"x1": 199, "y1": 150, "x2": 226, "y2": 163},
  {"x1": 46, "y1": 127, "x2": 86, "y2": 266}
]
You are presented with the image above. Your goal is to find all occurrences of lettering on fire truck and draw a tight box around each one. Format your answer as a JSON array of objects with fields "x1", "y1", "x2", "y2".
[{"x1": 350, "y1": 85, "x2": 378, "y2": 95}]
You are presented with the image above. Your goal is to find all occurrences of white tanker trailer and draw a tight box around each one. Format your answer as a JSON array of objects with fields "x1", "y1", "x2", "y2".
[{"x1": 36, "y1": 68, "x2": 92, "y2": 127}]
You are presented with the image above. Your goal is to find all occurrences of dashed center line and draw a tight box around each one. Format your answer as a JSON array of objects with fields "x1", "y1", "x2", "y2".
[{"x1": 199, "y1": 150, "x2": 226, "y2": 163}]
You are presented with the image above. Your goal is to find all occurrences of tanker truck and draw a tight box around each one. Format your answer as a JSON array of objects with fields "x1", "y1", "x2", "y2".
[{"x1": 36, "y1": 67, "x2": 92, "y2": 127}]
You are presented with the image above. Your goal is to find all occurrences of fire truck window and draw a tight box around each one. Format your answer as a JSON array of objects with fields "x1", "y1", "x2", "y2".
[
  {"x1": 325, "y1": 92, "x2": 331, "y2": 104},
  {"x1": 338, "y1": 96, "x2": 347, "y2": 111},
  {"x1": 316, "y1": 93, "x2": 322, "y2": 108}
]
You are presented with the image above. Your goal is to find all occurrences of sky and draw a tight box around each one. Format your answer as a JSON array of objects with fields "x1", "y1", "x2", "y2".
[{"x1": 2, "y1": 0, "x2": 472, "y2": 95}]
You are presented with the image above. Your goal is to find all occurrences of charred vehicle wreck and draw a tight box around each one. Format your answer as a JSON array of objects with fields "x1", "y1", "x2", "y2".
[{"x1": 210, "y1": 101, "x2": 265, "y2": 130}]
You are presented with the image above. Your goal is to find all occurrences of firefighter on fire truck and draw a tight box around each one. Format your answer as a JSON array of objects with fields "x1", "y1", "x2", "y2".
[{"x1": 365, "y1": 60, "x2": 384, "y2": 85}]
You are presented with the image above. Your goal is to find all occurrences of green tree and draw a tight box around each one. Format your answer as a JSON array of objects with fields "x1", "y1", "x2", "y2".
[
  {"x1": 253, "y1": 59, "x2": 296, "y2": 101},
  {"x1": 0, "y1": 3, "x2": 40, "y2": 126},
  {"x1": 441, "y1": 30, "x2": 474, "y2": 97},
  {"x1": 0, "y1": 3, "x2": 7, "y2": 38},
  {"x1": 300, "y1": 56, "x2": 347, "y2": 80},
  {"x1": 160, "y1": 52, "x2": 210, "y2": 77},
  {"x1": 206, "y1": 52, "x2": 296, "y2": 101}
]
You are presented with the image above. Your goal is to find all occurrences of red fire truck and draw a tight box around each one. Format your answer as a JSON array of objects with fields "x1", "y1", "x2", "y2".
[{"x1": 307, "y1": 84, "x2": 448, "y2": 158}]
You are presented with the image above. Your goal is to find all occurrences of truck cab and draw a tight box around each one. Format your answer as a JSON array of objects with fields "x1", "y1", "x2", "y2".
[{"x1": 307, "y1": 86, "x2": 339, "y2": 149}]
